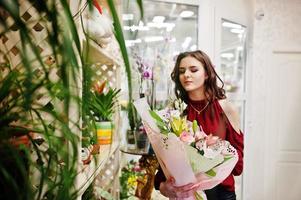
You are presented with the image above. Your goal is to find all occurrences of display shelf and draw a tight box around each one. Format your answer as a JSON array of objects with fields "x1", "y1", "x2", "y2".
[
  {"x1": 76, "y1": 142, "x2": 119, "y2": 197},
  {"x1": 70, "y1": 1, "x2": 123, "y2": 199},
  {"x1": 94, "y1": 145, "x2": 120, "y2": 199},
  {"x1": 120, "y1": 146, "x2": 152, "y2": 156}
]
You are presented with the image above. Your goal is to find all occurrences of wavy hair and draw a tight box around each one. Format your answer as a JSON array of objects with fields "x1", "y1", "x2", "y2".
[{"x1": 171, "y1": 50, "x2": 226, "y2": 103}]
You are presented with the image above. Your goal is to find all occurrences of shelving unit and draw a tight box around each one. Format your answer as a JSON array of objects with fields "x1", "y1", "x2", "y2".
[
  {"x1": 72, "y1": 1, "x2": 123, "y2": 199},
  {"x1": 76, "y1": 143, "x2": 119, "y2": 197},
  {"x1": 1, "y1": 0, "x2": 123, "y2": 199},
  {"x1": 84, "y1": 38, "x2": 122, "y2": 67}
]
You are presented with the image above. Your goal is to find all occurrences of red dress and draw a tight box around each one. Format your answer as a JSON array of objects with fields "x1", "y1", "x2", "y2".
[{"x1": 154, "y1": 99, "x2": 244, "y2": 192}]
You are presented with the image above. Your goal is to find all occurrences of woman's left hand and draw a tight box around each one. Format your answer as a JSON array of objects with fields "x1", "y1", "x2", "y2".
[{"x1": 159, "y1": 177, "x2": 196, "y2": 198}]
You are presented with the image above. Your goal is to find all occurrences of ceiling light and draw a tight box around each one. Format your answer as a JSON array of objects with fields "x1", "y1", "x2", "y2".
[
  {"x1": 222, "y1": 22, "x2": 242, "y2": 29},
  {"x1": 144, "y1": 36, "x2": 164, "y2": 42},
  {"x1": 152, "y1": 16, "x2": 165, "y2": 23},
  {"x1": 125, "y1": 39, "x2": 142, "y2": 47},
  {"x1": 173, "y1": 51, "x2": 180, "y2": 57},
  {"x1": 125, "y1": 39, "x2": 142, "y2": 44},
  {"x1": 237, "y1": 46, "x2": 243, "y2": 51},
  {"x1": 184, "y1": 37, "x2": 192, "y2": 44},
  {"x1": 123, "y1": 25, "x2": 149, "y2": 31},
  {"x1": 221, "y1": 53, "x2": 234, "y2": 59},
  {"x1": 230, "y1": 28, "x2": 244, "y2": 34},
  {"x1": 190, "y1": 44, "x2": 197, "y2": 51},
  {"x1": 122, "y1": 14, "x2": 134, "y2": 21},
  {"x1": 180, "y1": 10, "x2": 194, "y2": 18},
  {"x1": 166, "y1": 23, "x2": 175, "y2": 32},
  {"x1": 147, "y1": 22, "x2": 175, "y2": 30},
  {"x1": 138, "y1": 20, "x2": 144, "y2": 26},
  {"x1": 182, "y1": 37, "x2": 192, "y2": 49},
  {"x1": 170, "y1": 37, "x2": 176, "y2": 42}
]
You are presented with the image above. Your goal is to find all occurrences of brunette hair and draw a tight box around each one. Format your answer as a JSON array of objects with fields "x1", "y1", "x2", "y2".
[{"x1": 171, "y1": 50, "x2": 226, "y2": 103}]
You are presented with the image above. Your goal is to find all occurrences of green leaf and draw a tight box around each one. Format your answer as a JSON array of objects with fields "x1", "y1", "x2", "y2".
[
  {"x1": 185, "y1": 145, "x2": 224, "y2": 173},
  {"x1": 194, "y1": 191, "x2": 204, "y2": 200},
  {"x1": 149, "y1": 110, "x2": 170, "y2": 133},
  {"x1": 136, "y1": 0, "x2": 144, "y2": 19},
  {"x1": 149, "y1": 110, "x2": 164, "y2": 123},
  {"x1": 205, "y1": 169, "x2": 216, "y2": 177},
  {"x1": 0, "y1": 71, "x2": 17, "y2": 102},
  {"x1": 192, "y1": 120, "x2": 198, "y2": 133},
  {"x1": 89, "y1": 87, "x2": 120, "y2": 121},
  {"x1": 107, "y1": 0, "x2": 132, "y2": 102},
  {"x1": 60, "y1": 0, "x2": 81, "y2": 52},
  {"x1": 224, "y1": 156, "x2": 233, "y2": 162}
]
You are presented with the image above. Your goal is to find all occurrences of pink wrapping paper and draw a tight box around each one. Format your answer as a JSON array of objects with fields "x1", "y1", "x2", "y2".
[{"x1": 134, "y1": 98, "x2": 238, "y2": 200}]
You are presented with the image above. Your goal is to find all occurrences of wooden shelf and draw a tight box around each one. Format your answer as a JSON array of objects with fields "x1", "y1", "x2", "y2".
[{"x1": 76, "y1": 143, "x2": 119, "y2": 196}]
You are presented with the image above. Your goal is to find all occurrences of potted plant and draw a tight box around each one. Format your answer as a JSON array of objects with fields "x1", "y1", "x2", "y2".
[
  {"x1": 126, "y1": 95, "x2": 150, "y2": 151},
  {"x1": 0, "y1": 1, "x2": 85, "y2": 199},
  {"x1": 124, "y1": 101, "x2": 138, "y2": 148},
  {"x1": 0, "y1": 0, "x2": 141, "y2": 198},
  {"x1": 0, "y1": 68, "x2": 34, "y2": 200},
  {"x1": 88, "y1": 81, "x2": 120, "y2": 145},
  {"x1": 135, "y1": 124, "x2": 150, "y2": 151}
]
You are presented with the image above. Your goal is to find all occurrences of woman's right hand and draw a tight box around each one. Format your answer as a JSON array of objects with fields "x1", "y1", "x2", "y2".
[{"x1": 159, "y1": 177, "x2": 195, "y2": 198}]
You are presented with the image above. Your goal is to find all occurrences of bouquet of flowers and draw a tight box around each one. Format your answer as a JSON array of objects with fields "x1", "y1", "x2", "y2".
[{"x1": 133, "y1": 98, "x2": 238, "y2": 200}]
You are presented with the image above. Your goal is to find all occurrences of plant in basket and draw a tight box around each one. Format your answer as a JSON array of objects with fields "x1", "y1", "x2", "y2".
[{"x1": 124, "y1": 101, "x2": 139, "y2": 148}]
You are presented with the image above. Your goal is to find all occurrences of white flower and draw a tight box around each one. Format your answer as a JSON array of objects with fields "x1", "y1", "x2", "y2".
[
  {"x1": 204, "y1": 144, "x2": 221, "y2": 159},
  {"x1": 170, "y1": 110, "x2": 181, "y2": 118},
  {"x1": 173, "y1": 99, "x2": 187, "y2": 113},
  {"x1": 204, "y1": 139, "x2": 224, "y2": 158}
]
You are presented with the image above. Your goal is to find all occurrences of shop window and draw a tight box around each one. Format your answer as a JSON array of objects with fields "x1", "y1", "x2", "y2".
[{"x1": 122, "y1": 0, "x2": 198, "y2": 106}]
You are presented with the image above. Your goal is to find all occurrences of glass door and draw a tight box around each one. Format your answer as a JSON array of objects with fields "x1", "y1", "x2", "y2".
[
  {"x1": 220, "y1": 19, "x2": 247, "y2": 130},
  {"x1": 220, "y1": 19, "x2": 247, "y2": 200},
  {"x1": 122, "y1": 0, "x2": 199, "y2": 108}
]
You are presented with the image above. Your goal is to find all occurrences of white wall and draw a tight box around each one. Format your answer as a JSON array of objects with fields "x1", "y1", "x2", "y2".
[{"x1": 247, "y1": 0, "x2": 301, "y2": 200}]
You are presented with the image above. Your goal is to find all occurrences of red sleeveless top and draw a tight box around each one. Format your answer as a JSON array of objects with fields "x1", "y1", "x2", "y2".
[{"x1": 187, "y1": 99, "x2": 244, "y2": 191}]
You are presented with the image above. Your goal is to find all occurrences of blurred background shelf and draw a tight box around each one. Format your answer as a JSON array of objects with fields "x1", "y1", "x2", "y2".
[{"x1": 76, "y1": 143, "x2": 119, "y2": 197}]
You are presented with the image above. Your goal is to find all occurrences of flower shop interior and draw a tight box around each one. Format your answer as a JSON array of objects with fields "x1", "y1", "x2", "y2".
[{"x1": 0, "y1": 0, "x2": 300, "y2": 200}]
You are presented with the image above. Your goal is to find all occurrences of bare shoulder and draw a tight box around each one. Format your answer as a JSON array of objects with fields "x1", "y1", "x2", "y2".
[{"x1": 218, "y1": 99, "x2": 241, "y2": 134}]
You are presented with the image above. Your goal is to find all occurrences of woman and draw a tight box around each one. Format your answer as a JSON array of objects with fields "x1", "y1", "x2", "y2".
[{"x1": 154, "y1": 50, "x2": 244, "y2": 200}]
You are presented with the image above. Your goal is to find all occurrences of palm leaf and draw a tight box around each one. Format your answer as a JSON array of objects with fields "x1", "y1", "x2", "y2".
[{"x1": 107, "y1": 0, "x2": 132, "y2": 102}]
